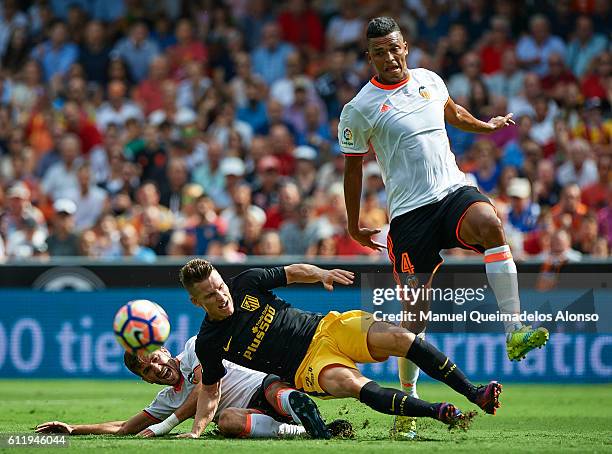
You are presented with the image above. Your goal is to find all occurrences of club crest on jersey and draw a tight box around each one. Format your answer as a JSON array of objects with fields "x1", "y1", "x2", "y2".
[
  {"x1": 418, "y1": 85, "x2": 431, "y2": 100},
  {"x1": 241, "y1": 295, "x2": 260, "y2": 311},
  {"x1": 341, "y1": 127, "x2": 354, "y2": 147},
  {"x1": 187, "y1": 367, "x2": 201, "y2": 384},
  {"x1": 380, "y1": 103, "x2": 392, "y2": 113}
]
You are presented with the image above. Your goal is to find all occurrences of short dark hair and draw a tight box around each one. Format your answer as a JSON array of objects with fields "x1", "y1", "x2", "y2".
[
  {"x1": 179, "y1": 258, "x2": 214, "y2": 293},
  {"x1": 124, "y1": 351, "x2": 145, "y2": 376},
  {"x1": 367, "y1": 17, "x2": 401, "y2": 39}
]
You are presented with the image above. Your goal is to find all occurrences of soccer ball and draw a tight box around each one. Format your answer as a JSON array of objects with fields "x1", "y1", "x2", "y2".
[{"x1": 113, "y1": 300, "x2": 170, "y2": 354}]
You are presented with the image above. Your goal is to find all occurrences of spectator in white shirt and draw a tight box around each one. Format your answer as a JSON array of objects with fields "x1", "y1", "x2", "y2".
[
  {"x1": 485, "y1": 49, "x2": 525, "y2": 99},
  {"x1": 6, "y1": 215, "x2": 47, "y2": 259},
  {"x1": 96, "y1": 80, "x2": 143, "y2": 131},
  {"x1": 41, "y1": 133, "x2": 82, "y2": 201},
  {"x1": 557, "y1": 138, "x2": 599, "y2": 188},
  {"x1": 72, "y1": 162, "x2": 109, "y2": 231},
  {"x1": 326, "y1": 3, "x2": 365, "y2": 49},
  {"x1": 529, "y1": 96, "x2": 556, "y2": 146},
  {"x1": 543, "y1": 229, "x2": 582, "y2": 263},
  {"x1": 447, "y1": 52, "x2": 483, "y2": 102},
  {"x1": 221, "y1": 182, "x2": 266, "y2": 243}
]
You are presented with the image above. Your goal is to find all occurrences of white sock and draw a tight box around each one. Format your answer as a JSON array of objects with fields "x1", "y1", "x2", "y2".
[
  {"x1": 485, "y1": 245, "x2": 522, "y2": 334},
  {"x1": 397, "y1": 332, "x2": 424, "y2": 399},
  {"x1": 243, "y1": 413, "x2": 305, "y2": 438},
  {"x1": 398, "y1": 358, "x2": 419, "y2": 399}
]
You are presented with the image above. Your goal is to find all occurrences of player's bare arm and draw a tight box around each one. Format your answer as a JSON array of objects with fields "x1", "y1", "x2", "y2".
[
  {"x1": 178, "y1": 381, "x2": 221, "y2": 438},
  {"x1": 138, "y1": 380, "x2": 202, "y2": 437},
  {"x1": 444, "y1": 97, "x2": 515, "y2": 133},
  {"x1": 343, "y1": 155, "x2": 385, "y2": 251},
  {"x1": 36, "y1": 412, "x2": 152, "y2": 436},
  {"x1": 284, "y1": 263, "x2": 354, "y2": 290}
]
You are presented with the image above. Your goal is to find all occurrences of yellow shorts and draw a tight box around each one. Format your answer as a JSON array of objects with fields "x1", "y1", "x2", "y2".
[{"x1": 293, "y1": 310, "x2": 377, "y2": 396}]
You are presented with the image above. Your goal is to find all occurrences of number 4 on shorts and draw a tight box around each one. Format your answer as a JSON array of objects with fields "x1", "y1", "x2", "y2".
[{"x1": 401, "y1": 252, "x2": 414, "y2": 274}]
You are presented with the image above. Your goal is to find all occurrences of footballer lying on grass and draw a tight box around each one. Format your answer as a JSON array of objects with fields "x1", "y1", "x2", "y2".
[{"x1": 36, "y1": 336, "x2": 351, "y2": 439}]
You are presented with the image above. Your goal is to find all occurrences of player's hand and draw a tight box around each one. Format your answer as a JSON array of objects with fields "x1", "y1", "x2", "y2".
[
  {"x1": 175, "y1": 432, "x2": 199, "y2": 438},
  {"x1": 137, "y1": 428, "x2": 155, "y2": 437},
  {"x1": 321, "y1": 269, "x2": 354, "y2": 291},
  {"x1": 349, "y1": 227, "x2": 386, "y2": 251},
  {"x1": 35, "y1": 421, "x2": 74, "y2": 434},
  {"x1": 487, "y1": 113, "x2": 515, "y2": 130}
]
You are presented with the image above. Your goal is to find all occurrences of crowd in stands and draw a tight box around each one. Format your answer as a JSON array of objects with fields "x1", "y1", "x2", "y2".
[{"x1": 0, "y1": 0, "x2": 610, "y2": 264}]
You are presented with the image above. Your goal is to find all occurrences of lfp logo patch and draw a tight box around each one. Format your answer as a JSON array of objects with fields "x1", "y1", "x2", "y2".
[
  {"x1": 241, "y1": 295, "x2": 260, "y2": 311},
  {"x1": 341, "y1": 127, "x2": 354, "y2": 147},
  {"x1": 418, "y1": 85, "x2": 431, "y2": 100}
]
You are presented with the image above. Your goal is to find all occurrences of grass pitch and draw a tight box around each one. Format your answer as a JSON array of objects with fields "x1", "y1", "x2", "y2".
[{"x1": 1, "y1": 380, "x2": 611, "y2": 453}]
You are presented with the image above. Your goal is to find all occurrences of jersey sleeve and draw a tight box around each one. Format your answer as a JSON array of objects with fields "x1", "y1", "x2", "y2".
[
  {"x1": 181, "y1": 336, "x2": 200, "y2": 372},
  {"x1": 195, "y1": 335, "x2": 227, "y2": 386},
  {"x1": 143, "y1": 388, "x2": 181, "y2": 421},
  {"x1": 232, "y1": 267, "x2": 288, "y2": 292},
  {"x1": 428, "y1": 70, "x2": 450, "y2": 103},
  {"x1": 338, "y1": 104, "x2": 372, "y2": 156}
]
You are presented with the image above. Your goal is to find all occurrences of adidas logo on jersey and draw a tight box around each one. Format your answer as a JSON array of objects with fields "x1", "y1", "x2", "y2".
[{"x1": 380, "y1": 103, "x2": 392, "y2": 112}]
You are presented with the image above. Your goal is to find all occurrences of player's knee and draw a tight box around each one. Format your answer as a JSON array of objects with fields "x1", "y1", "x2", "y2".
[
  {"x1": 262, "y1": 374, "x2": 283, "y2": 400},
  {"x1": 339, "y1": 376, "x2": 364, "y2": 397},
  {"x1": 322, "y1": 369, "x2": 364, "y2": 398},
  {"x1": 477, "y1": 214, "x2": 504, "y2": 245},
  {"x1": 405, "y1": 319, "x2": 426, "y2": 335},
  {"x1": 368, "y1": 324, "x2": 414, "y2": 359},
  {"x1": 388, "y1": 330, "x2": 414, "y2": 356},
  {"x1": 217, "y1": 409, "x2": 243, "y2": 437}
]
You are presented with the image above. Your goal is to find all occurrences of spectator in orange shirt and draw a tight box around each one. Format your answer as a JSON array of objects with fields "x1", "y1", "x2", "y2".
[
  {"x1": 551, "y1": 183, "x2": 589, "y2": 239},
  {"x1": 574, "y1": 214, "x2": 600, "y2": 254}
]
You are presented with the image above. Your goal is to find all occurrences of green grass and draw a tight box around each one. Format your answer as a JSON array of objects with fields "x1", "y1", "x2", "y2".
[{"x1": 1, "y1": 380, "x2": 611, "y2": 453}]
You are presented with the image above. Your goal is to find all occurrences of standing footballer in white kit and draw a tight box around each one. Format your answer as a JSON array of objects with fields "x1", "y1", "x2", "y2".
[{"x1": 340, "y1": 17, "x2": 549, "y2": 438}]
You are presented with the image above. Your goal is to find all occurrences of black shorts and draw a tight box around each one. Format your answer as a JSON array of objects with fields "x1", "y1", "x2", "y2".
[
  {"x1": 387, "y1": 186, "x2": 492, "y2": 279},
  {"x1": 246, "y1": 374, "x2": 293, "y2": 423}
]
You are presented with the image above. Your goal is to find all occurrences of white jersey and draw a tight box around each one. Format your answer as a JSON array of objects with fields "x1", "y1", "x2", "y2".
[
  {"x1": 144, "y1": 336, "x2": 267, "y2": 423},
  {"x1": 338, "y1": 68, "x2": 472, "y2": 220}
]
